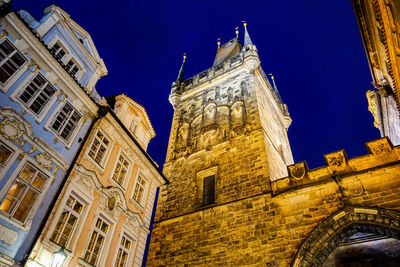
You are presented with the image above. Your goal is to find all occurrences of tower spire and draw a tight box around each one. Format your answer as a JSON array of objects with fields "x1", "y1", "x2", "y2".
[
  {"x1": 242, "y1": 21, "x2": 253, "y2": 46},
  {"x1": 268, "y1": 73, "x2": 283, "y2": 102},
  {"x1": 235, "y1": 26, "x2": 239, "y2": 38},
  {"x1": 177, "y1": 53, "x2": 186, "y2": 83}
]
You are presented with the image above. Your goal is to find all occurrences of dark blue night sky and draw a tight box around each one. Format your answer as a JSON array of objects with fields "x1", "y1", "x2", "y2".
[{"x1": 12, "y1": 0, "x2": 379, "y2": 170}]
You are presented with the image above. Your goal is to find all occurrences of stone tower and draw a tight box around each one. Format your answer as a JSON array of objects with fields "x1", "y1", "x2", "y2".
[
  {"x1": 147, "y1": 23, "x2": 400, "y2": 267},
  {"x1": 157, "y1": 24, "x2": 293, "y2": 222}
]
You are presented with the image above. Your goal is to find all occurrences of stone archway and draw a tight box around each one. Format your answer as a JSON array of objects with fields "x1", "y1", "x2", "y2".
[{"x1": 291, "y1": 206, "x2": 400, "y2": 267}]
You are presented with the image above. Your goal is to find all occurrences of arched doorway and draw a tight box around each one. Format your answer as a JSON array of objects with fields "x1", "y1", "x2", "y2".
[{"x1": 291, "y1": 206, "x2": 400, "y2": 267}]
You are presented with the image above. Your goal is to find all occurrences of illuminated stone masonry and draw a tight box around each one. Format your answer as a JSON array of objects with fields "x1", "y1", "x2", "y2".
[
  {"x1": 148, "y1": 137, "x2": 400, "y2": 266},
  {"x1": 147, "y1": 23, "x2": 400, "y2": 266}
]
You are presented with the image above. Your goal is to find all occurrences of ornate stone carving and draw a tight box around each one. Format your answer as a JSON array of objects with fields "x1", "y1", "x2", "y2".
[
  {"x1": 51, "y1": 165, "x2": 59, "y2": 184},
  {"x1": 0, "y1": 30, "x2": 8, "y2": 39},
  {"x1": 240, "y1": 81, "x2": 248, "y2": 97},
  {"x1": 27, "y1": 59, "x2": 40, "y2": 72},
  {"x1": 343, "y1": 178, "x2": 364, "y2": 197},
  {"x1": 231, "y1": 101, "x2": 245, "y2": 129},
  {"x1": 176, "y1": 122, "x2": 189, "y2": 149},
  {"x1": 366, "y1": 90, "x2": 380, "y2": 129},
  {"x1": 0, "y1": 118, "x2": 24, "y2": 143},
  {"x1": 108, "y1": 196, "x2": 116, "y2": 211},
  {"x1": 321, "y1": 187, "x2": 338, "y2": 203},
  {"x1": 203, "y1": 103, "x2": 217, "y2": 127},
  {"x1": 34, "y1": 153, "x2": 53, "y2": 171},
  {"x1": 365, "y1": 137, "x2": 392, "y2": 155},
  {"x1": 288, "y1": 161, "x2": 307, "y2": 180},
  {"x1": 324, "y1": 150, "x2": 347, "y2": 169}
]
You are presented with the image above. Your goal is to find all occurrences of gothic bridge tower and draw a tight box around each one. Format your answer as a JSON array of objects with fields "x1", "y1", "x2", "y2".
[
  {"x1": 147, "y1": 24, "x2": 294, "y2": 264},
  {"x1": 146, "y1": 22, "x2": 400, "y2": 267}
]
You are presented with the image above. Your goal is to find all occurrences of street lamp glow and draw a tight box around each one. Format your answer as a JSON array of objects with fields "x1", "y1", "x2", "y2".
[{"x1": 51, "y1": 246, "x2": 67, "y2": 267}]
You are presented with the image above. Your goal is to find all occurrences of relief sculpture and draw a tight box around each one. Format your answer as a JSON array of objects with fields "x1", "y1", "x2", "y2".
[
  {"x1": 176, "y1": 122, "x2": 189, "y2": 149},
  {"x1": 231, "y1": 101, "x2": 245, "y2": 129}
]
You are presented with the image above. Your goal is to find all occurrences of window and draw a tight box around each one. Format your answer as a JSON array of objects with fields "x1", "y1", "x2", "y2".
[
  {"x1": 0, "y1": 162, "x2": 49, "y2": 223},
  {"x1": 0, "y1": 142, "x2": 13, "y2": 168},
  {"x1": 203, "y1": 175, "x2": 215, "y2": 205},
  {"x1": 114, "y1": 234, "x2": 132, "y2": 267},
  {"x1": 84, "y1": 217, "x2": 109, "y2": 266},
  {"x1": 88, "y1": 131, "x2": 110, "y2": 166},
  {"x1": 0, "y1": 39, "x2": 26, "y2": 84},
  {"x1": 51, "y1": 102, "x2": 82, "y2": 142},
  {"x1": 50, "y1": 195, "x2": 84, "y2": 246},
  {"x1": 112, "y1": 155, "x2": 129, "y2": 186},
  {"x1": 66, "y1": 59, "x2": 79, "y2": 77},
  {"x1": 132, "y1": 176, "x2": 146, "y2": 205},
  {"x1": 129, "y1": 120, "x2": 137, "y2": 135},
  {"x1": 18, "y1": 73, "x2": 56, "y2": 115},
  {"x1": 50, "y1": 42, "x2": 65, "y2": 60}
]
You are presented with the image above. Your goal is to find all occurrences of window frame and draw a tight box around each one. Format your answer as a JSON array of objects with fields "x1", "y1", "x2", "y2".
[
  {"x1": 45, "y1": 185, "x2": 92, "y2": 252},
  {"x1": 113, "y1": 232, "x2": 135, "y2": 267},
  {"x1": 46, "y1": 100, "x2": 82, "y2": 146},
  {"x1": 50, "y1": 194, "x2": 86, "y2": 248},
  {"x1": 86, "y1": 129, "x2": 112, "y2": 169},
  {"x1": 10, "y1": 71, "x2": 59, "y2": 123},
  {"x1": 196, "y1": 166, "x2": 218, "y2": 208},
  {"x1": 0, "y1": 158, "x2": 52, "y2": 228},
  {"x1": 82, "y1": 214, "x2": 113, "y2": 267},
  {"x1": 202, "y1": 175, "x2": 216, "y2": 206},
  {"x1": 0, "y1": 38, "x2": 28, "y2": 89},
  {"x1": 129, "y1": 120, "x2": 138, "y2": 136},
  {"x1": 49, "y1": 41, "x2": 66, "y2": 61},
  {"x1": 131, "y1": 173, "x2": 148, "y2": 207},
  {"x1": 0, "y1": 139, "x2": 18, "y2": 182},
  {"x1": 110, "y1": 150, "x2": 131, "y2": 189}
]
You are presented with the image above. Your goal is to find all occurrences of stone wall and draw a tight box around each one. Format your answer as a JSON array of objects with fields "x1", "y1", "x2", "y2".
[{"x1": 147, "y1": 138, "x2": 400, "y2": 266}]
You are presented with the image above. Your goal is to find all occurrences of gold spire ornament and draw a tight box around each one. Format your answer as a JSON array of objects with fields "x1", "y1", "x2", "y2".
[
  {"x1": 183, "y1": 52, "x2": 186, "y2": 61},
  {"x1": 217, "y1": 38, "x2": 221, "y2": 48},
  {"x1": 242, "y1": 20, "x2": 247, "y2": 27},
  {"x1": 235, "y1": 27, "x2": 239, "y2": 38}
]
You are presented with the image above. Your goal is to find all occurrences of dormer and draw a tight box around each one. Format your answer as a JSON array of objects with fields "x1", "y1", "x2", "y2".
[
  {"x1": 107, "y1": 94, "x2": 156, "y2": 150},
  {"x1": 18, "y1": 5, "x2": 108, "y2": 92}
]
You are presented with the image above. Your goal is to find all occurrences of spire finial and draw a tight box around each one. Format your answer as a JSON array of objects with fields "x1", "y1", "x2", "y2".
[
  {"x1": 176, "y1": 53, "x2": 186, "y2": 83},
  {"x1": 217, "y1": 38, "x2": 221, "y2": 49},
  {"x1": 235, "y1": 26, "x2": 239, "y2": 38},
  {"x1": 242, "y1": 20, "x2": 253, "y2": 46},
  {"x1": 268, "y1": 73, "x2": 283, "y2": 102}
]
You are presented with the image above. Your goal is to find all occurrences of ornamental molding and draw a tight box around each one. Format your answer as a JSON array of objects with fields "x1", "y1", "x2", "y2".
[
  {"x1": 288, "y1": 161, "x2": 308, "y2": 180},
  {"x1": 34, "y1": 153, "x2": 53, "y2": 171},
  {"x1": 366, "y1": 90, "x2": 380, "y2": 129},
  {"x1": 74, "y1": 164, "x2": 148, "y2": 230},
  {"x1": 0, "y1": 30, "x2": 8, "y2": 39},
  {"x1": 324, "y1": 150, "x2": 349, "y2": 172},
  {"x1": 0, "y1": 107, "x2": 34, "y2": 140},
  {"x1": 0, "y1": 117, "x2": 24, "y2": 143}
]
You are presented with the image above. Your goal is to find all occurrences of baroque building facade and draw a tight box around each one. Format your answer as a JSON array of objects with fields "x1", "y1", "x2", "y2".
[
  {"x1": 0, "y1": 5, "x2": 106, "y2": 265},
  {"x1": 147, "y1": 24, "x2": 400, "y2": 265},
  {"x1": 26, "y1": 95, "x2": 167, "y2": 267},
  {"x1": 0, "y1": 4, "x2": 168, "y2": 267},
  {"x1": 352, "y1": 0, "x2": 400, "y2": 145}
]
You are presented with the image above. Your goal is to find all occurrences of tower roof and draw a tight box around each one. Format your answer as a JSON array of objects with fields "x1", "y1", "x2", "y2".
[
  {"x1": 176, "y1": 53, "x2": 186, "y2": 83},
  {"x1": 243, "y1": 21, "x2": 253, "y2": 46},
  {"x1": 213, "y1": 37, "x2": 242, "y2": 66}
]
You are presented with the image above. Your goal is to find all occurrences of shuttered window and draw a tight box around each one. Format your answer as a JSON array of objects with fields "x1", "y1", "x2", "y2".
[{"x1": 203, "y1": 175, "x2": 215, "y2": 205}]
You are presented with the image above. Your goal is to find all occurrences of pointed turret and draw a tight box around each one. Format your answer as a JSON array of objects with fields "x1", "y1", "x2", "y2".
[
  {"x1": 242, "y1": 21, "x2": 253, "y2": 47},
  {"x1": 268, "y1": 74, "x2": 283, "y2": 102},
  {"x1": 176, "y1": 53, "x2": 186, "y2": 83}
]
